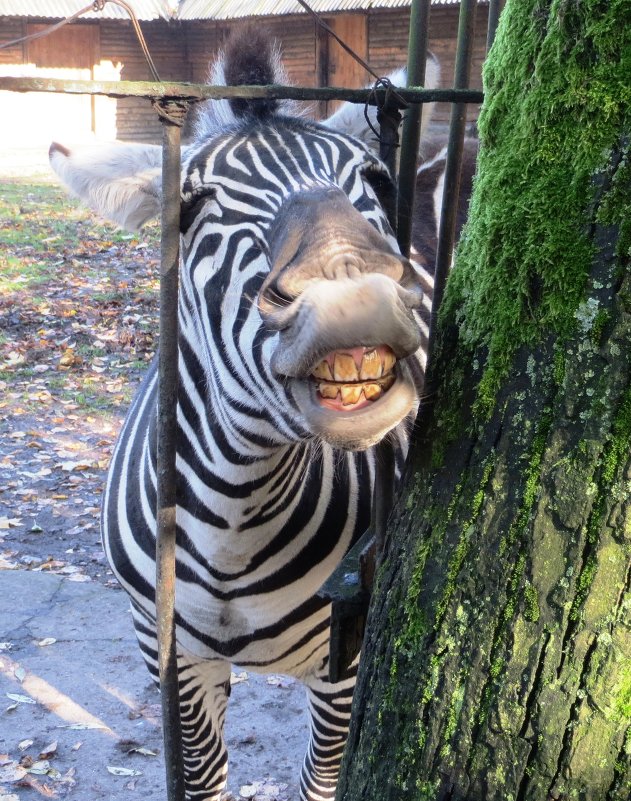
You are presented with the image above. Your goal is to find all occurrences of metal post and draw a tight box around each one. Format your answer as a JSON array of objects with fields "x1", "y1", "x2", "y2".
[
  {"x1": 428, "y1": 0, "x2": 478, "y2": 357},
  {"x1": 377, "y1": 101, "x2": 403, "y2": 231},
  {"x1": 486, "y1": 0, "x2": 503, "y2": 55},
  {"x1": 397, "y1": 0, "x2": 432, "y2": 258},
  {"x1": 373, "y1": 440, "x2": 395, "y2": 560},
  {"x1": 154, "y1": 100, "x2": 187, "y2": 801}
]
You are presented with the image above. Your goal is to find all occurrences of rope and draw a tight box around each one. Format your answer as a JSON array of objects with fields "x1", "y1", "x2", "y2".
[
  {"x1": 295, "y1": 0, "x2": 408, "y2": 146},
  {"x1": 152, "y1": 97, "x2": 189, "y2": 127}
]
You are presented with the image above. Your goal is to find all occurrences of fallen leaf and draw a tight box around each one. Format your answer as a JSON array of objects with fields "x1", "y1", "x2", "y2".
[
  {"x1": 38, "y1": 742, "x2": 58, "y2": 760},
  {"x1": 107, "y1": 766, "x2": 143, "y2": 777},
  {"x1": 230, "y1": 671, "x2": 248, "y2": 685},
  {"x1": 0, "y1": 760, "x2": 28, "y2": 782},
  {"x1": 6, "y1": 692, "x2": 36, "y2": 705},
  {"x1": 0, "y1": 518, "x2": 21, "y2": 530},
  {"x1": 266, "y1": 675, "x2": 294, "y2": 688},
  {"x1": 27, "y1": 759, "x2": 50, "y2": 775},
  {"x1": 18, "y1": 739, "x2": 34, "y2": 751},
  {"x1": 127, "y1": 746, "x2": 158, "y2": 757},
  {"x1": 37, "y1": 638, "x2": 57, "y2": 647}
]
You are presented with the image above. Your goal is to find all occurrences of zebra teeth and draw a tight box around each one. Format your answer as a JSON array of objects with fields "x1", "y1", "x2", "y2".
[
  {"x1": 312, "y1": 360, "x2": 334, "y2": 380},
  {"x1": 363, "y1": 382, "x2": 383, "y2": 401},
  {"x1": 382, "y1": 350, "x2": 396, "y2": 374},
  {"x1": 340, "y1": 384, "x2": 363, "y2": 406},
  {"x1": 359, "y1": 349, "x2": 383, "y2": 380},
  {"x1": 318, "y1": 382, "x2": 339, "y2": 399},
  {"x1": 333, "y1": 352, "x2": 359, "y2": 382},
  {"x1": 380, "y1": 373, "x2": 395, "y2": 391}
]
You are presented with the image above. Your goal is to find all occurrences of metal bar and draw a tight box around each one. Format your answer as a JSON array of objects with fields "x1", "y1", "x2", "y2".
[
  {"x1": 373, "y1": 440, "x2": 395, "y2": 560},
  {"x1": 377, "y1": 101, "x2": 403, "y2": 230},
  {"x1": 0, "y1": 75, "x2": 484, "y2": 105},
  {"x1": 397, "y1": 0, "x2": 432, "y2": 258},
  {"x1": 427, "y1": 0, "x2": 478, "y2": 359},
  {"x1": 486, "y1": 0, "x2": 503, "y2": 54},
  {"x1": 155, "y1": 117, "x2": 186, "y2": 801}
]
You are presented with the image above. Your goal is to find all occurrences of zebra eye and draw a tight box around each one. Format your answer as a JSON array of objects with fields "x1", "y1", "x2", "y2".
[{"x1": 180, "y1": 187, "x2": 217, "y2": 231}]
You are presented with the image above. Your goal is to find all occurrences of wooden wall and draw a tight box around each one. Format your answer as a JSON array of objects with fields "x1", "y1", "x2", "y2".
[{"x1": 0, "y1": 5, "x2": 492, "y2": 147}]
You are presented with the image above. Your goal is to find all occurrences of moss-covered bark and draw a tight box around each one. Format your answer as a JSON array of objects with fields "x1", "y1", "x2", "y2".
[{"x1": 337, "y1": 2, "x2": 631, "y2": 799}]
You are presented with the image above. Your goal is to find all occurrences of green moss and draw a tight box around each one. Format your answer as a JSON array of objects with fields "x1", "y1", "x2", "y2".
[
  {"x1": 440, "y1": 676, "x2": 465, "y2": 758},
  {"x1": 569, "y1": 385, "x2": 631, "y2": 621},
  {"x1": 524, "y1": 582, "x2": 541, "y2": 623},
  {"x1": 435, "y1": 459, "x2": 494, "y2": 623},
  {"x1": 441, "y1": 0, "x2": 631, "y2": 419},
  {"x1": 602, "y1": 386, "x2": 631, "y2": 484}
]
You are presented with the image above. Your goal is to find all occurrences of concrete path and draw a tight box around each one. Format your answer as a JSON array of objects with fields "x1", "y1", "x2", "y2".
[{"x1": 0, "y1": 571, "x2": 308, "y2": 800}]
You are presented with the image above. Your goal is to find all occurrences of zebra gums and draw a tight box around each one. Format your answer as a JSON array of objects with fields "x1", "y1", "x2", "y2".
[{"x1": 49, "y1": 30, "x2": 475, "y2": 801}]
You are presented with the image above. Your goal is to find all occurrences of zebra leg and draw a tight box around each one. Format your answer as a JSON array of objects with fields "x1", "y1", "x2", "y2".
[
  {"x1": 300, "y1": 661, "x2": 357, "y2": 801},
  {"x1": 131, "y1": 607, "x2": 232, "y2": 800}
]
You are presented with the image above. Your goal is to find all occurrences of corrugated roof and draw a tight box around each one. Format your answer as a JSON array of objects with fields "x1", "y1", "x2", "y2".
[
  {"x1": 0, "y1": 0, "x2": 479, "y2": 22},
  {"x1": 177, "y1": 1, "x2": 463, "y2": 21},
  {"x1": 0, "y1": 1, "x2": 176, "y2": 21}
]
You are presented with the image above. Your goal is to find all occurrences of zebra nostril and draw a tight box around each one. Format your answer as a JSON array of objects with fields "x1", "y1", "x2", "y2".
[{"x1": 264, "y1": 283, "x2": 293, "y2": 309}]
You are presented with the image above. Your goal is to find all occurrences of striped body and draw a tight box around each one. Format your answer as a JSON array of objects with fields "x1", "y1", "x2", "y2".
[{"x1": 49, "y1": 31, "x2": 476, "y2": 801}]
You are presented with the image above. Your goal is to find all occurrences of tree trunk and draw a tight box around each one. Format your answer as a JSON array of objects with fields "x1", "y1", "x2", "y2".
[{"x1": 337, "y1": 2, "x2": 631, "y2": 800}]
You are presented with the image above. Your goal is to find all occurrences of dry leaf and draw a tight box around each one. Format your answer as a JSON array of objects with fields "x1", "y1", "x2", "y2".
[
  {"x1": 0, "y1": 760, "x2": 28, "y2": 782},
  {"x1": 37, "y1": 638, "x2": 57, "y2": 647},
  {"x1": 38, "y1": 742, "x2": 58, "y2": 760},
  {"x1": 107, "y1": 766, "x2": 143, "y2": 777},
  {"x1": 230, "y1": 671, "x2": 248, "y2": 685},
  {"x1": 27, "y1": 759, "x2": 50, "y2": 775},
  {"x1": 6, "y1": 692, "x2": 35, "y2": 705},
  {"x1": 127, "y1": 746, "x2": 158, "y2": 757}
]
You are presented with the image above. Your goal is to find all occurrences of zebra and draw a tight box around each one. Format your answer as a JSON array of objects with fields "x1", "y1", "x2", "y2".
[{"x1": 48, "y1": 29, "x2": 471, "y2": 801}]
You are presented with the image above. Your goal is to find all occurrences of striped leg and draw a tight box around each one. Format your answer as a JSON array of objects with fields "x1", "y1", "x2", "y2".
[
  {"x1": 131, "y1": 607, "x2": 232, "y2": 800},
  {"x1": 300, "y1": 661, "x2": 357, "y2": 801}
]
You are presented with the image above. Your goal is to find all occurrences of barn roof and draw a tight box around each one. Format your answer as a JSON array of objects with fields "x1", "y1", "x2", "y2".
[
  {"x1": 0, "y1": 1, "x2": 177, "y2": 21},
  {"x1": 177, "y1": 1, "x2": 470, "y2": 21},
  {"x1": 0, "y1": 0, "x2": 480, "y2": 23}
]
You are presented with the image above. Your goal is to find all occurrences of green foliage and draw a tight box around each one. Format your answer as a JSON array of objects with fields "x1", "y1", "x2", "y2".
[{"x1": 441, "y1": 0, "x2": 631, "y2": 419}]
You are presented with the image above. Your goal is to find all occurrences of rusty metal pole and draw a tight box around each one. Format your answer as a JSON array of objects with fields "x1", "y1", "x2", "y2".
[
  {"x1": 397, "y1": 0, "x2": 432, "y2": 258},
  {"x1": 154, "y1": 99, "x2": 188, "y2": 801},
  {"x1": 486, "y1": 0, "x2": 503, "y2": 54},
  {"x1": 428, "y1": 0, "x2": 478, "y2": 355}
]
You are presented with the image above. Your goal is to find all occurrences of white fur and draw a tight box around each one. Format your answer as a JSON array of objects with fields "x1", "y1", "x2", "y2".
[
  {"x1": 192, "y1": 41, "x2": 300, "y2": 142},
  {"x1": 49, "y1": 141, "x2": 163, "y2": 230},
  {"x1": 323, "y1": 55, "x2": 440, "y2": 157}
]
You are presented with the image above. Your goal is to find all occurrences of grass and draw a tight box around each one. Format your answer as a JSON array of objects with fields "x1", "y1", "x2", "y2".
[{"x1": 0, "y1": 180, "x2": 160, "y2": 417}]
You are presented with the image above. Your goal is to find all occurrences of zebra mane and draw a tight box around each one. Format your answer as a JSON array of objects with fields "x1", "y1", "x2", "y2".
[{"x1": 191, "y1": 29, "x2": 300, "y2": 142}]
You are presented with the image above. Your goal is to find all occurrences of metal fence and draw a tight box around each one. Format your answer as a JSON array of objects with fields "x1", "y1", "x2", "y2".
[{"x1": 0, "y1": 0, "x2": 500, "y2": 797}]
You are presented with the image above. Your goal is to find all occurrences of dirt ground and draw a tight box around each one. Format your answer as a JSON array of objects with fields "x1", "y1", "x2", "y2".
[{"x1": 0, "y1": 156, "x2": 309, "y2": 800}]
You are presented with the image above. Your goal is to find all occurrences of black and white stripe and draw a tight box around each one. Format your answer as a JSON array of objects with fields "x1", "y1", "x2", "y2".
[{"x1": 51, "y1": 28, "x2": 476, "y2": 801}]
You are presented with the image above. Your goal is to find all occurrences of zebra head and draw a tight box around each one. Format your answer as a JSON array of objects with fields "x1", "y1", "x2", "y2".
[{"x1": 49, "y1": 30, "x2": 424, "y2": 452}]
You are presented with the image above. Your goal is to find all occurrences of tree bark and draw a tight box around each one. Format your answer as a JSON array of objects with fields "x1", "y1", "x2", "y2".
[{"x1": 337, "y1": 2, "x2": 631, "y2": 800}]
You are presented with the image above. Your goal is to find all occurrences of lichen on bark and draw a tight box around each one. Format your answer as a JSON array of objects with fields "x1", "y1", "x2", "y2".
[{"x1": 336, "y1": 2, "x2": 631, "y2": 800}]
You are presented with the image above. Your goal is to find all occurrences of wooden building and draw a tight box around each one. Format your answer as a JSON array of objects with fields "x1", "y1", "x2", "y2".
[{"x1": 0, "y1": 1, "x2": 498, "y2": 149}]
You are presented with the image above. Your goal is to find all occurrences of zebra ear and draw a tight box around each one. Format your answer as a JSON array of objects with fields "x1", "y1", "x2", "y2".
[
  {"x1": 49, "y1": 141, "x2": 163, "y2": 231},
  {"x1": 322, "y1": 55, "x2": 440, "y2": 155}
]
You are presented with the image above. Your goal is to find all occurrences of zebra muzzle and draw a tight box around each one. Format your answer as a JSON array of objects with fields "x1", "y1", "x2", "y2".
[{"x1": 310, "y1": 346, "x2": 397, "y2": 409}]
